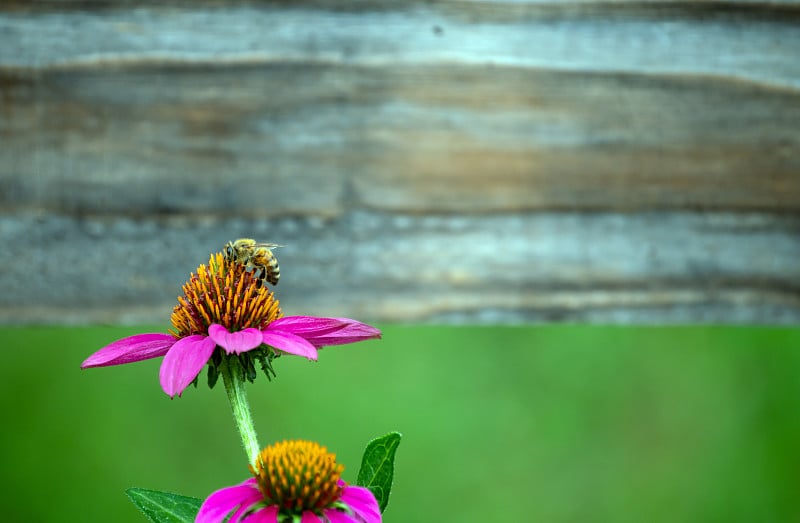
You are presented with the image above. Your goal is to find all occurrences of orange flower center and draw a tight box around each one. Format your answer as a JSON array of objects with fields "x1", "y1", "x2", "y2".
[
  {"x1": 169, "y1": 253, "x2": 282, "y2": 338},
  {"x1": 250, "y1": 440, "x2": 345, "y2": 513}
]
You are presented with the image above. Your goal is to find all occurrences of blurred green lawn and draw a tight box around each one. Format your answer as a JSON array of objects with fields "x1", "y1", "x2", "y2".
[{"x1": 1, "y1": 326, "x2": 799, "y2": 522}]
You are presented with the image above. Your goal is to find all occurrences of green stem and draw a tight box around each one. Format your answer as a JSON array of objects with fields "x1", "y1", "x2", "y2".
[{"x1": 220, "y1": 358, "x2": 260, "y2": 466}]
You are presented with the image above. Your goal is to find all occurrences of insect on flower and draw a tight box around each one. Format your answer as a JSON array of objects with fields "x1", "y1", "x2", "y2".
[{"x1": 224, "y1": 238, "x2": 282, "y2": 287}]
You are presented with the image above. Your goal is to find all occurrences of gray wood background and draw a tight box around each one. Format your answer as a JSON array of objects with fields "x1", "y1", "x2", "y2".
[{"x1": 1, "y1": 1, "x2": 798, "y2": 325}]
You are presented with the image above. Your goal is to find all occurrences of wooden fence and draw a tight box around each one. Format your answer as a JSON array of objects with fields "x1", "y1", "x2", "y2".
[{"x1": 1, "y1": 1, "x2": 798, "y2": 324}]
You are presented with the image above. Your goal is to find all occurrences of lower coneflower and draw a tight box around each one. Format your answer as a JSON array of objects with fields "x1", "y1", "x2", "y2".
[
  {"x1": 81, "y1": 252, "x2": 380, "y2": 398},
  {"x1": 196, "y1": 440, "x2": 381, "y2": 523}
]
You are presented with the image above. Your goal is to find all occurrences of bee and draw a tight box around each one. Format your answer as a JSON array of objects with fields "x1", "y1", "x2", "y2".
[{"x1": 224, "y1": 238, "x2": 282, "y2": 286}]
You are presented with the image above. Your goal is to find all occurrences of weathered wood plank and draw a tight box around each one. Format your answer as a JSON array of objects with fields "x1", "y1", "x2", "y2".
[
  {"x1": 2, "y1": 4, "x2": 799, "y2": 88},
  {"x1": 1, "y1": 2, "x2": 798, "y2": 324},
  {"x1": 2, "y1": 64, "x2": 798, "y2": 214},
  {"x1": 351, "y1": 68, "x2": 800, "y2": 213},
  {"x1": 2, "y1": 3, "x2": 797, "y2": 215},
  {"x1": 0, "y1": 211, "x2": 797, "y2": 324}
]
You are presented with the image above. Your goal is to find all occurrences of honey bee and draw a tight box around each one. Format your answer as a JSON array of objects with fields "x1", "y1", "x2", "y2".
[{"x1": 224, "y1": 238, "x2": 282, "y2": 286}]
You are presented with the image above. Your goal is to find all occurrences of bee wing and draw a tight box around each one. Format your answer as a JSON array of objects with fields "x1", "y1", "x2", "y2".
[{"x1": 256, "y1": 243, "x2": 283, "y2": 249}]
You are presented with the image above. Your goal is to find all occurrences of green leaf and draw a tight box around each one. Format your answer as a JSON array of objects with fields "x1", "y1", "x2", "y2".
[
  {"x1": 207, "y1": 362, "x2": 219, "y2": 389},
  {"x1": 356, "y1": 431, "x2": 402, "y2": 513},
  {"x1": 125, "y1": 488, "x2": 203, "y2": 523}
]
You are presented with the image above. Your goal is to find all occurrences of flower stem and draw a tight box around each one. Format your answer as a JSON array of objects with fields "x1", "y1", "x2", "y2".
[{"x1": 220, "y1": 358, "x2": 260, "y2": 466}]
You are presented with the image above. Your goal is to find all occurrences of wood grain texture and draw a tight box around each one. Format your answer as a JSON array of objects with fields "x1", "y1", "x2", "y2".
[
  {"x1": 2, "y1": 2, "x2": 799, "y2": 87},
  {"x1": 1, "y1": 211, "x2": 798, "y2": 324},
  {"x1": 1, "y1": 1, "x2": 798, "y2": 324},
  {"x1": 3, "y1": 65, "x2": 798, "y2": 214}
]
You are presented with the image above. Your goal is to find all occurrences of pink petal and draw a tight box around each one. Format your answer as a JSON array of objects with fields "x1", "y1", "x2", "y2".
[
  {"x1": 80, "y1": 333, "x2": 175, "y2": 368},
  {"x1": 301, "y1": 319, "x2": 381, "y2": 347},
  {"x1": 261, "y1": 330, "x2": 318, "y2": 360},
  {"x1": 267, "y1": 316, "x2": 350, "y2": 337},
  {"x1": 208, "y1": 324, "x2": 264, "y2": 355},
  {"x1": 324, "y1": 508, "x2": 358, "y2": 523},
  {"x1": 340, "y1": 486, "x2": 381, "y2": 523},
  {"x1": 196, "y1": 479, "x2": 262, "y2": 523},
  {"x1": 301, "y1": 511, "x2": 323, "y2": 523},
  {"x1": 241, "y1": 505, "x2": 278, "y2": 523},
  {"x1": 158, "y1": 335, "x2": 217, "y2": 398}
]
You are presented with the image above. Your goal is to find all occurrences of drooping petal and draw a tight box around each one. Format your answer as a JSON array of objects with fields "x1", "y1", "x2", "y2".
[
  {"x1": 158, "y1": 335, "x2": 216, "y2": 398},
  {"x1": 266, "y1": 316, "x2": 350, "y2": 337},
  {"x1": 300, "y1": 511, "x2": 323, "y2": 523},
  {"x1": 208, "y1": 324, "x2": 264, "y2": 355},
  {"x1": 196, "y1": 479, "x2": 263, "y2": 523},
  {"x1": 80, "y1": 333, "x2": 175, "y2": 368},
  {"x1": 301, "y1": 319, "x2": 382, "y2": 347},
  {"x1": 340, "y1": 486, "x2": 381, "y2": 523},
  {"x1": 240, "y1": 505, "x2": 278, "y2": 523},
  {"x1": 324, "y1": 508, "x2": 358, "y2": 523},
  {"x1": 261, "y1": 330, "x2": 318, "y2": 360}
]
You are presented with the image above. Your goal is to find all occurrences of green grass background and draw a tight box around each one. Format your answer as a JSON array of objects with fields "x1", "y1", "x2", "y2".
[{"x1": 1, "y1": 325, "x2": 799, "y2": 522}]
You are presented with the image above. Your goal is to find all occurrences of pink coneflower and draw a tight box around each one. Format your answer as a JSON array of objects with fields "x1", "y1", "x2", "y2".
[
  {"x1": 81, "y1": 252, "x2": 380, "y2": 398},
  {"x1": 197, "y1": 440, "x2": 381, "y2": 523}
]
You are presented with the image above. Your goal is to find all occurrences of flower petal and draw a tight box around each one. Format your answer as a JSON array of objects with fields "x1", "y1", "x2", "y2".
[
  {"x1": 196, "y1": 479, "x2": 262, "y2": 523},
  {"x1": 261, "y1": 330, "x2": 318, "y2": 360},
  {"x1": 240, "y1": 505, "x2": 278, "y2": 523},
  {"x1": 208, "y1": 324, "x2": 264, "y2": 355},
  {"x1": 340, "y1": 486, "x2": 381, "y2": 523},
  {"x1": 267, "y1": 316, "x2": 350, "y2": 337},
  {"x1": 301, "y1": 318, "x2": 382, "y2": 347},
  {"x1": 301, "y1": 511, "x2": 323, "y2": 523},
  {"x1": 158, "y1": 335, "x2": 216, "y2": 398},
  {"x1": 324, "y1": 508, "x2": 359, "y2": 523},
  {"x1": 80, "y1": 333, "x2": 175, "y2": 368}
]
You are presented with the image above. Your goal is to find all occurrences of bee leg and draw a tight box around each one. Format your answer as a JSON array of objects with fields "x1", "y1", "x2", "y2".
[{"x1": 253, "y1": 267, "x2": 265, "y2": 288}]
